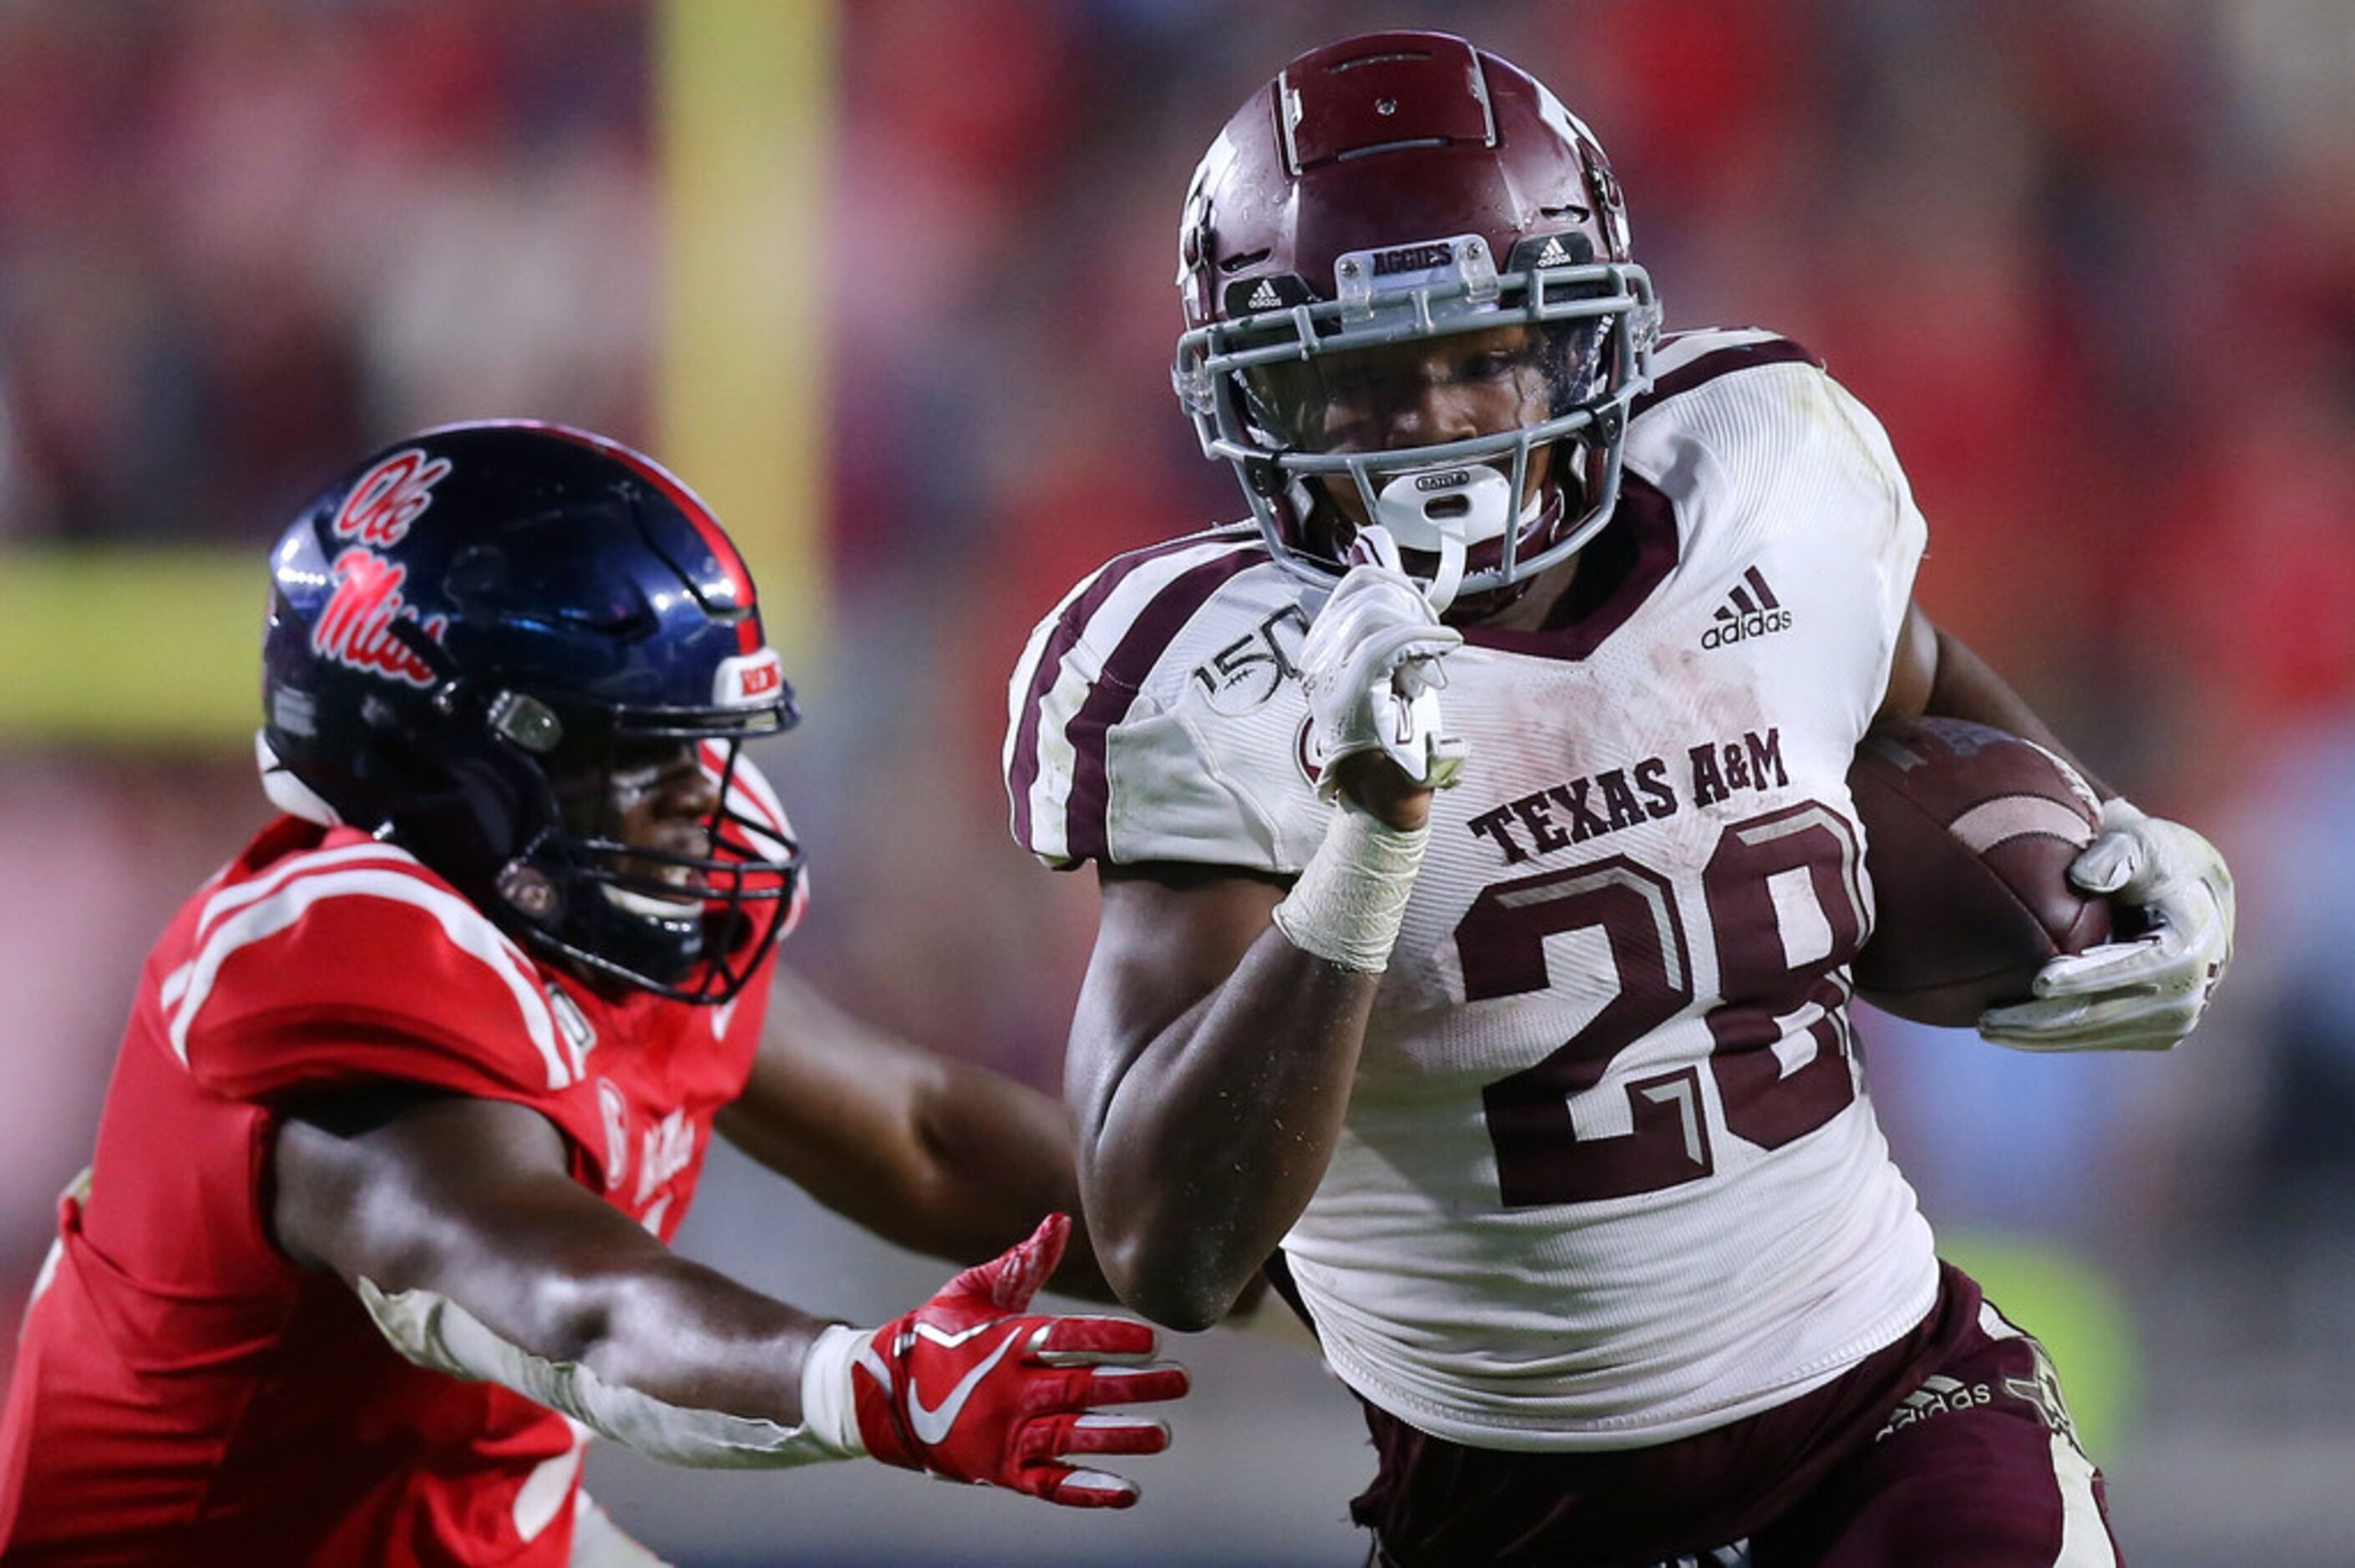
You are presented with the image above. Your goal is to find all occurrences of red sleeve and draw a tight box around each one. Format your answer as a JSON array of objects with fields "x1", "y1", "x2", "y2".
[{"x1": 165, "y1": 847, "x2": 583, "y2": 1106}]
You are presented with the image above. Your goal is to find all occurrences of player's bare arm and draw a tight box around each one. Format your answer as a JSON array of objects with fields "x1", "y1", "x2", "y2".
[
  {"x1": 1070, "y1": 860, "x2": 1373, "y2": 1330},
  {"x1": 718, "y1": 964, "x2": 1114, "y2": 1300},
  {"x1": 276, "y1": 1087, "x2": 825, "y2": 1423},
  {"x1": 1069, "y1": 532, "x2": 1463, "y2": 1331},
  {"x1": 273, "y1": 1060, "x2": 1183, "y2": 1500}
]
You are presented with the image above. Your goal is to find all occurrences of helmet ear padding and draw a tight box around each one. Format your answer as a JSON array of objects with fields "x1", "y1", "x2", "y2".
[
  {"x1": 277, "y1": 687, "x2": 559, "y2": 909},
  {"x1": 365, "y1": 702, "x2": 554, "y2": 890}
]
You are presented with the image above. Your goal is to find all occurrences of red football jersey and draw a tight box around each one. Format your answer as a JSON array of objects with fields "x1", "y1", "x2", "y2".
[{"x1": 0, "y1": 807, "x2": 780, "y2": 1565}]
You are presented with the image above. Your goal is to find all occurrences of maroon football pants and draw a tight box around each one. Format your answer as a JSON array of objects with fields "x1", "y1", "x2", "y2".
[{"x1": 1355, "y1": 1263, "x2": 2120, "y2": 1567}]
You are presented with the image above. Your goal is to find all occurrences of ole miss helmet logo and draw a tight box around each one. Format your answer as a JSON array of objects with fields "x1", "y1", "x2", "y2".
[
  {"x1": 314, "y1": 549, "x2": 449, "y2": 687},
  {"x1": 313, "y1": 450, "x2": 456, "y2": 687},
  {"x1": 332, "y1": 449, "x2": 453, "y2": 546}
]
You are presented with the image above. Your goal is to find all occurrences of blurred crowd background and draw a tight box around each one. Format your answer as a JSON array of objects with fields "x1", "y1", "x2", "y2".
[{"x1": 3, "y1": 1, "x2": 2352, "y2": 1563}]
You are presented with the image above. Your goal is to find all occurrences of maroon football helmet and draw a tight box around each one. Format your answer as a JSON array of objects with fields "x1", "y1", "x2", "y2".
[{"x1": 1172, "y1": 31, "x2": 1659, "y2": 606}]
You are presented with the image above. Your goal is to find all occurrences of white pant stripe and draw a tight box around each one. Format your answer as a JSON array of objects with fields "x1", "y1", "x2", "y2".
[
  {"x1": 2049, "y1": 1429, "x2": 2119, "y2": 1567},
  {"x1": 1982, "y1": 1297, "x2": 2118, "y2": 1566}
]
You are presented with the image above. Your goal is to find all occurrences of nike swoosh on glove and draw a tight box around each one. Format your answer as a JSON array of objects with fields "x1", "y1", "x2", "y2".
[
  {"x1": 1299, "y1": 524, "x2": 1467, "y2": 796},
  {"x1": 850, "y1": 1214, "x2": 1190, "y2": 1507},
  {"x1": 1980, "y1": 798, "x2": 2235, "y2": 1052}
]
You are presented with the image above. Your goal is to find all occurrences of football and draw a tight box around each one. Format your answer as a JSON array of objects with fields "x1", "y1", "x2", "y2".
[{"x1": 1846, "y1": 716, "x2": 2113, "y2": 1027}]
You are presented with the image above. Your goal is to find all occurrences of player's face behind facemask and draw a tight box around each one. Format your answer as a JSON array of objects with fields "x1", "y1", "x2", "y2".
[
  {"x1": 1240, "y1": 317, "x2": 1603, "y2": 609},
  {"x1": 550, "y1": 737, "x2": 723, "y2": 911},
  {"x1": 519, "y1": 711, "x2": 797, "y2": 1001}
]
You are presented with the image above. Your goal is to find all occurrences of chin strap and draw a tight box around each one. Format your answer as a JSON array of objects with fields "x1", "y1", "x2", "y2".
[{"x1": 1424, "y1": 529, "x2": 1467, "y2": 615}]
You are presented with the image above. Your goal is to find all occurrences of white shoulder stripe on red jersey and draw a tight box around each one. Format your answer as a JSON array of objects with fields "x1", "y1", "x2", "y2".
[
  {"x1": 701, "y1": 745, "x2": 795, "y2": 862},
  {"x1": 165, "y1": 866, "x2": 571, "y2": 1091},
  {"x1": 724, "y1": 751, "x2": 790, "y2": 834},
  {"x1": 194, "y1": 839, "x2": 427, "y2": 943},
  {"x1": 160, "y1": 840, "x2": 433, "y2": 1016}
]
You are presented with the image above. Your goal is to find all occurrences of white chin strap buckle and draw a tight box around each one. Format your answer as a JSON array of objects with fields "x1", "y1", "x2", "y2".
[{"x1": 1372, "y1": 464, "x2": 1512, "y2": 614}]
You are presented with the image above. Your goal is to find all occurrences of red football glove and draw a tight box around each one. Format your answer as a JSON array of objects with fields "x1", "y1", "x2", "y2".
[{"x1": 849, "y1": 1213, "x2": 1188, "y2": 1508}]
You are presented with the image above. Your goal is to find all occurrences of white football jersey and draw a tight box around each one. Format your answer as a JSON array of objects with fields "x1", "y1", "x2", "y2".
[{"x1": 1005, "y1": 330, "x2": 1940, "y2": 1451}]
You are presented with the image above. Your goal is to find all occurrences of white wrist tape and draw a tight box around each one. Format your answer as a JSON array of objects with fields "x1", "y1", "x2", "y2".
[
  {"x1": 355, "y1": 1277, "x2": 864, "y2": 1469},
  {"x1": 1271, "y1": 798, "x2": 1430, "y2": 974},
  {"x1": 796, "y1": 1322, "x2": 869, "y2": 1456}
]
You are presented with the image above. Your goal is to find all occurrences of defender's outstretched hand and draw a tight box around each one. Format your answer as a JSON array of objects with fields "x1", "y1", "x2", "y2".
[
  {"x1": 1980, "y1": 799, "x2": 2235, "y2": 1052},
  {"x1": 1300, "y1": 525, "x2": 1467, "y2": 797},
  {"x1": 846, "y1": 1215, "x2": 1188, "y2": 1508}
]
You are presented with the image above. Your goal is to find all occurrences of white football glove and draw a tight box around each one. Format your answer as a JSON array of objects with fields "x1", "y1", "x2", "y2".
[
  {"x1": 1978, "y1": 798, "x2": 2235, "y2": 1052},
  {"x1": 1298, "y1": 526, "x2": 1467, "y2": 797}
]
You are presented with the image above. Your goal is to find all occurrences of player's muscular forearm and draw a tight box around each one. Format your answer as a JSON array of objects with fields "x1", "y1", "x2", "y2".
[
  {"x1": 1063, "y1": 532, "x2": 1454, "y2": 1330},
  {"x1": 274, "y1": 1090, "x2": 828, "y2": 1428},
  {"x1": 275, "y1": 1089, "x2": 1187, "y2": 1494},
  {"x1": 1070, "y1": 867, "x2": 1379, "y2": 1331}
]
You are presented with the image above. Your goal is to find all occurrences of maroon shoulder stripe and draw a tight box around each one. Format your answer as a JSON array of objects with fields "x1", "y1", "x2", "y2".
[
  {"x1": 1006, "y1": 529, "x2": 1261, "y2": 850},
  {"x1": 1632, "y1": 336, "x2": 1821, "y2": 421},
  {"x1": 1060, "y1": 546, "x2": 1265, "y2": 862}
]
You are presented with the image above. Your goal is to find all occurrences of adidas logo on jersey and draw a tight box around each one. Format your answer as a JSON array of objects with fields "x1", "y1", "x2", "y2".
[
  {"x1": 1873, "y1": 1373, "x2": 1992, "y2": 1443},
  {"x1": 1700, "y1": 567, "x2": 1793, "y2": 648}
]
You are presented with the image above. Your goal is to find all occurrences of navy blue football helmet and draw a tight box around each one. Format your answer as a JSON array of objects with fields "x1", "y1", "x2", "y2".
[{"x1": 259, "y1": 420, "x2": 803, "y2": 1004}]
